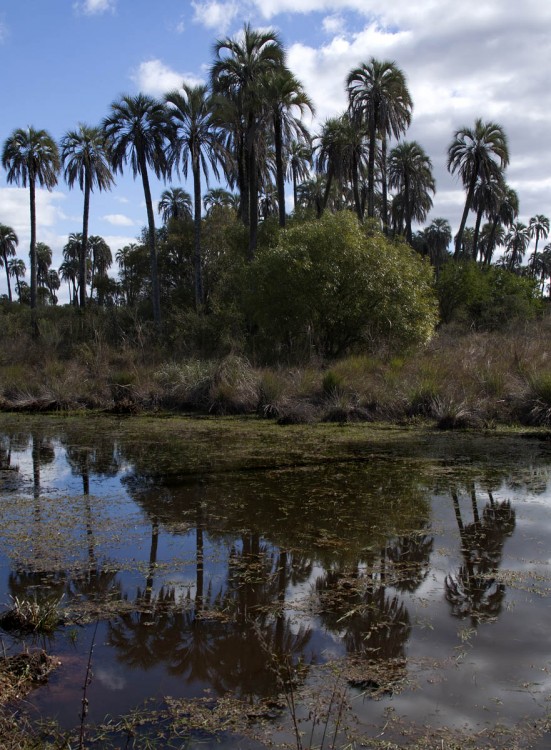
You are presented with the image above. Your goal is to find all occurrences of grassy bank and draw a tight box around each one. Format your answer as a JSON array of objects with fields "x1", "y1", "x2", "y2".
[{"x1": 2, "y1": 306, "x2": 551, "y2": 428}]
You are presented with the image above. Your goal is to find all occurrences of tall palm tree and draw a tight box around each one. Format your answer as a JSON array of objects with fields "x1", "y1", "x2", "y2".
[
  {"x1": 211, "y1": 23, "x2": 285, "y2": 260},
  {"x1": 157, "y1": 186, "x2": 192, "y2": 225},
  {"x1": 8, "y1": 257, "x2": 26, "y2": 303},
  {"x1": 60, "y1": 124, "x2": 114, "y2": 310},
  {"x1": 0, "y1": 224, "x2": 18, "y2": 302},
  {"x1": 203, "y1": 187, "x2": 239, "y2": 215},
  {"x1": 287, "y1": 138, "x2": 312, "y2": 212},
  {"x1": 528, "y1": 215, "x2": 550, "y2": 273},
  {"x1": 447, "y1": 119, "x2": 509, "y2": 259},
  {"x1": 483, "y1": 184, "x2": 518, "y2": 266},
  {"x1": 470, "y1": 172, "x2": 505, "y2": 261},
  {"x1": 347, "y1": 58, "x2": 413, "y2": 222},
  {"x1": 262, "y1": 67, "x2": 314, "y2": 227},
  {"x1": 2, "y1": 127, "x2": 60, "y2": 332},
  {"x1": 388, "y1": 141, "x2": 435, "y2": 245},
  {"x1": 103, "y1": 94, "x2": 173, "y2": 327},
  {"x1": 504, "y1": 221, "x2": 530, "y2": 272},
  {"x1": 88, "y1": 235, "x2": 112, "y2": 305},
  {"x1": 165, "y1": 83, "x2": 224, "y2": 308},
  {"x1": 424, "y1": 218, "x2": 452, "y2": 276},
  {"x1": 315, "y1": 114, "x2": 356, "y2": 215}
]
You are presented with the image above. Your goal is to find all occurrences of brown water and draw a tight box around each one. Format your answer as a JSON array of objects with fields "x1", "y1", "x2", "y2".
[{"x1": 1, "y1": 414, "x2": 551, "y2": 748}]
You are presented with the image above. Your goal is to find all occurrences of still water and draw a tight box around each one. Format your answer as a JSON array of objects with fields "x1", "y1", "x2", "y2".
[{"x1": 1, "y1": 414, "x2": 551, "y2": 748}]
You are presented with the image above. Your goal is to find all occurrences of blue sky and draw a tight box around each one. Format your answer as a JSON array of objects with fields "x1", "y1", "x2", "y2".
[{"x1": 1, "y1": 0, "x2": 551, "y2": 299}]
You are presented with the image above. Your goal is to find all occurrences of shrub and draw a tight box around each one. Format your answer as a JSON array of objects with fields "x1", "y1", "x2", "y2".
[
  {"x1": 437, "y1": 262, "x2": 542, "y2": 329},
  {"x1": 245, "y1": 212, "x2": 438, "y2": 361}
]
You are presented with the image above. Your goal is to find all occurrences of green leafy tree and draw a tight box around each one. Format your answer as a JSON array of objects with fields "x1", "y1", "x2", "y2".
[
  {"x1": 2, "y1": 127, "x2": 60, "y2": 332},
  {"x1": 347, "y1": 58, "x2": 413, "y2": 222},
  {"x1": 447, "y1": 119, "x2": 509, "y2": 259},
  {"x1": 0, "y1": 224, "x2": 18, "y2": 302},
  {"x1": 103, "y1": 94, "x2": 173, "y2": 327},
  {"x1": 60, "y1": 124, "x2": 114, "y2": 309},
  {"x1": 246, "y1": 211, "x2": 437, "y2": 360}
]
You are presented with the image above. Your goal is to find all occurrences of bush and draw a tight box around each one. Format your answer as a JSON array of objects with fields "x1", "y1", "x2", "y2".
[
  {"x1": 245, "y1": 212, "x2": 438, "y2": 361},
  {"x1": 437, "y1": 262, "x2": 542, "y2": 329}
]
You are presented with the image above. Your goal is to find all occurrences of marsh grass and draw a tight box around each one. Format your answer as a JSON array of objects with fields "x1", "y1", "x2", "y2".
[
  {"x1": 3, "y1": 314, "x2": 551, "y2": 428},
  {"x1": 0, "y1": 595, "x2": 64, "y2": 634}
]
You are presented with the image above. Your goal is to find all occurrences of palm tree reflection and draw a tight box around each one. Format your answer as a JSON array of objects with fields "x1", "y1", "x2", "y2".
[{"x1": 445, "y1": 484, "x2": 515, "y2": 626}]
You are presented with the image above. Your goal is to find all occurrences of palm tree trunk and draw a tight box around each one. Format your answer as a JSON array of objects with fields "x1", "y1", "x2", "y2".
[
  {"x1": 367, "y1": 123, "x2": 377, "y2": 219},
  {"x1": 139, "y1": 153, "x2": 162, "y2": 327},
  {"x1": 247, "y1": 130, "x2": 258, "y2": 262},
  {"x1": 80, "y1": 172, "x2": 90, "y2": 309},
  {"x1": 381, "y1": 134, "x2": 388, "y2": 231},
  {"x1": 472, "y1": 207, "x2": 483, "y2": 261},
  {"x1": 274, "y1": 114, "x2": 286, "y2": 228},
  {"x1": 352, "y1": 151, "x2": 362, "y2": 221},
  {"x1": 192, "y1": 152, "x2": 204, "y2": 309},
  {"x1": 484, "y1": 215, "x2": 500, "y2": 266},
  {"x1": 3, "y1": 253, "x2": 12, "y2": 302},
  {"x1": 454, "y1": 174, "x2": 476, "y2": 259},
  {"x1": 404, "y1": 174, "x2": 412, "y2": 245},
  {"x1": 29, "y1": 177, "x2": 38, "y2": 337}
]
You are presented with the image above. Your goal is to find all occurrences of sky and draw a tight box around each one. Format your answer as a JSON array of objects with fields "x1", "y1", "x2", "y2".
[{"x1": 1, "y1": 0, "x2": 551, "y2": 301}]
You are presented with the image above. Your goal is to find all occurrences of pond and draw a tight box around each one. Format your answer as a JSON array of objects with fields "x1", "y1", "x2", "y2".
[{"x1": 1, "y1": 414, "x2": 551, "y2": 749}]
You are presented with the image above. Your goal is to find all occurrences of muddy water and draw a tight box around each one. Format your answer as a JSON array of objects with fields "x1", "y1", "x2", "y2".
[{"x1": 1, "y1": 414, "x2": 551, "y2": 748}]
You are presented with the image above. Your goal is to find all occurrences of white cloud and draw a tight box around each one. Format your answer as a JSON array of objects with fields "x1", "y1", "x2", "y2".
[
  {"x1": 102, "y1": 234, "x2": 140, "y2": 252},
  {"x1": 191, "y1": 1, "x2": 239, "y2": 32},
  {"x1": 132, "y1": 59, "x2": 204, "y2": 97},
  {"x1": 0, "y1": 188, "x2": 66, "y2": 244},
  {"x1": 322, "y1": 14, "x2": 345, "y2": 34},
  {"x1": 74, "y1": 0, "x2": 116, "y2": 15},
  {"x1": 103, "y1": 213, "x2": 136, "y2": 227}
]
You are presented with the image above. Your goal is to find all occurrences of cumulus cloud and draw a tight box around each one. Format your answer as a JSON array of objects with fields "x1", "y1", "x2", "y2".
[
  {"x1": 132, "y1": 59, "x2": 204, "y2": 97},
  {"x1": 0, "y1": 188, "x2": 66, "y2": 243},
  {"x1": 322, "y1": 14, "x2": 345, "y2": 35},
  {"x1": 74, "y1": 0, "x2": 116, "y2": 15},
  {"x1": 191, "y1": 1, "x2": 239, "y2": 32},
  {"x1": 103, "y1": 213, "x2": 136, "y2": 227}
]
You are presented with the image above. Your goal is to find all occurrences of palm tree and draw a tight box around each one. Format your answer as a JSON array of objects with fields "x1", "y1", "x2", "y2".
[
  {"x1": 347, "y1": 58, "x2": 413, "y2": 222},
  {"x1": 211, "y1": 23, "x2": 285, "y2": 260},
  {"x1": 157, "y1": 187, "x2": 192, "y2": 225},
  {"x1": 203, "y1": 187, "x2": 239, "y2": 215},
  {"x1": 60, "y1": 124, "x2": 114, "y2": 310},
  {"x1": 483, "y1": 185, "x2": 518, "y2": 266},
  {"x1": 504, "y1": 222, "x2": 530, "y2": 272},
  {"x1": 36, "y1": 241, "x2": 52, "y2": 302},
  {"x1": 88, "y1": 235, "x2": 112, "y2": 305},
  {"x1": 262, "y1": 67, "x2": 314, "y2": 227},
  {"x1": 103, "y1": 94, "x2": 173, "y2": 327},
  {"x1": 8, "y1": 257, "x2": 26, "y2": 303},
  {"x1": 2, "y1": 127, "x2": 60, "y2": 333},
  {"x1": 287, "y1": 138, "x2": 312, "y2": 212},
  {"x1": 315, "y1": 114, "x2": 356, "y2": 215},
  {"x1": 424, "y1": 218, "x2": 452, "y2": 276},
  {"x1": 165, "y1": 84, "x2": 224, "y2": 308},
  {"x1": 529, "y1": 215, "x2": 550, "y2": 273},
  {"x1": 0, "y1": 224, "x2": 18, "y2": 301},
  {"x1": 470, "y1": 172, "x2": 505, "y2": 261},
  {"x1": 447, "y1": 119, "x2": 509, "y2": 259},
  {"x1": 387, "y1": 141, "x2": 435, "y2": 245}
]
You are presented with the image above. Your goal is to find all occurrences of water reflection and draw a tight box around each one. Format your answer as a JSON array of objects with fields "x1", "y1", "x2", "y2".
[
  {"x1": 1, "y1": 417, "x2": 551, "y2": 743},
  {"x1": 446, "y1": 485, "x2": 515, "y2": 626}
]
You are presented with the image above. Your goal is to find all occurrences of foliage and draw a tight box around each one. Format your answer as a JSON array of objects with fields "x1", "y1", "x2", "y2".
[
  {"x1": 245, "y1": 211, "x2": 438, "y2": 360},
  {"x1": 437, "y1": 261, "x2": 542, "y2": 329}
]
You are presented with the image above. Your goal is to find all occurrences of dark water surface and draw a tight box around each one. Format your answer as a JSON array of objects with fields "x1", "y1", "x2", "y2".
[{"x1": 1, "y1": 414, "x2": 551, "y2": 748}]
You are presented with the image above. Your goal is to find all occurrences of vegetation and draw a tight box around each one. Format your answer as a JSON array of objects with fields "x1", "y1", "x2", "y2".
[{"x1": 0, "y1": 22, "x2": 549, "y2": 422}]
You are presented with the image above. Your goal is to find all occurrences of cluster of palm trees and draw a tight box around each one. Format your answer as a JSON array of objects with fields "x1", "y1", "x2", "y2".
[{"x1": 1, "y1": 23, "x2": 549, "y2": 334}]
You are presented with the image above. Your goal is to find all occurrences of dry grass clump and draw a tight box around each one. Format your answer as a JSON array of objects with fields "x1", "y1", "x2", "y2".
[{"x1": 208, "y1": 355, "x2": 260, "y2": 414}]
